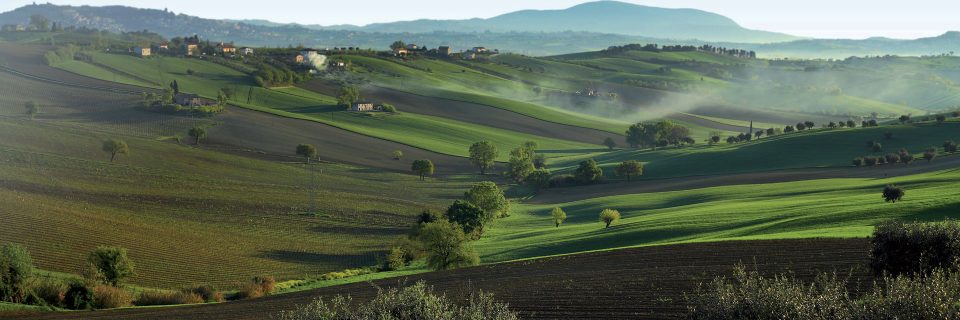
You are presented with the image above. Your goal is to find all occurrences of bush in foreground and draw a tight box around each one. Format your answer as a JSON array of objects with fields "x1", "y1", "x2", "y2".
[
  {"x1": 0, "y1": 243, "x2": 33, "y2": 303},
  {"x1": 870, "y1": 220, "x2": 960, "y2": 277},
  {"x1": 275, "y1": 281, "x2": 517, "y2": 320},
  {"x1": 688, "y1": 265, "x2": 960, "y2": 320},
  {"x1": 92, "y1": 285, "x2": 132, "y2": 309}
]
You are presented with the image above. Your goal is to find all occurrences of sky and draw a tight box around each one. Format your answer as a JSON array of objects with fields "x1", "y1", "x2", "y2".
[{"x1": 1, "y1": 0, "x2": 958, "y2": 39}]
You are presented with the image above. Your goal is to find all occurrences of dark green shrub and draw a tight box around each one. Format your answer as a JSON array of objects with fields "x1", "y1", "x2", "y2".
[
  {"x1": 882, "y1": 185, "x2": 905, "y2": 203},
  {"x1": 870, "y1": 220, "x2": 960, "y2": 277},
  {"x1": 31, "y1": 278, "x2": 66, "y2": 307},
  {"x1": 64, "y1": 282, "x2": 94, "y2": 310},
  {"x1": 275, "y1": 281, "x2": 517, "y2": 320},
  {"x1": 548, "y1": 174, "x2": 576, "y2": 187}
]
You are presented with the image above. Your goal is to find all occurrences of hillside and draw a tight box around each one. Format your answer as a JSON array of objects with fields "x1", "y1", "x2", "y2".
[{"x1": 343, "y1": 1, "x2": 800, "y2": 43}]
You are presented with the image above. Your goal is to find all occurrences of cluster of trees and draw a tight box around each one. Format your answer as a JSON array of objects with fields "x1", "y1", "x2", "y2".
[
  {"x1": 253, "y1": 63, "x2": 306, "y2": 88},
  {"x1": 336, "y1": 86, "x2": 361, "y2": 107},
  {"x1": 826, "y1": 120, "x2": 859, "y2": 128},
  {"x1": 389, "y1": 181, "x2": 510, "y2": 271},
  {"x1": 602, "y1": 43, "x2": 756, "y2": 58},
  {"x1": 688, "y1": 219, "x2": 960, "y2": 319},
  {"x1": 625, "y1": 121, "x2": 693, "y2": 150},
  {"x1": 853, "y1": 149, "x2": 926, "y2": 168}
]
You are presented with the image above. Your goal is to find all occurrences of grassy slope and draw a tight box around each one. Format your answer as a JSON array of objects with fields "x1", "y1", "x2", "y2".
[
  {"x1": 55, "y1": 53, "x2": 595, "y2": 160},
  {"x1": 0, "y1": 117, "x2": 473, "y2": 288},
  {"x1": 546, "y1": 122, "x2": 960, "y2": 179},
  {"x1": 477, "y1": 168, "x2": 960, "y2": 263}
]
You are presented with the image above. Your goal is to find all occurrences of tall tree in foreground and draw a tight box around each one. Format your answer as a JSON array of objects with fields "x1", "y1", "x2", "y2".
[
  {"x1": 468, "y1": 141, "x2": 498, "y2": 175},
  {"x1": 24, "y1": 101, "x2": 39, "y2": 120},
  {"x1": 600, "y1": 209, "x2": 621, "y2": 228},
  {"x1": 87, "y1": 246, "x2": 135, "y2": 286},
  {"x1": 295, "y1": 144, "x2": 318, "y2": 164},
  {"x1": 188, "y1": 127, "x2": 206, "y2": 145},
  {"x1": 411, "y1": 159, "x2": 434, "y2": 181},
  {"x1": 551, "y1": 207, "x2": 567, "y2": 228},
  {"x1": 418, "y1": 220, "x2": 479, "y2": 270},
  {"x1": 615, "y1": 160, "x2": 644, "y2": 182},
  {"x1": 0, "y1": 243, "x2": 33, "y2": 303},
  {"x1": 101, "y1": 139, "x2": 129, "y2": 163}
]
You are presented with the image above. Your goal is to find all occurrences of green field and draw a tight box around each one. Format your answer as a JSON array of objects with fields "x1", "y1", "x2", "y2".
[
  {"x1": 545, "y1": 122, "x2": 960, "y2": 179},
  {"x1": 477, "y1": 168, "x2": 960, "y2": 262}
]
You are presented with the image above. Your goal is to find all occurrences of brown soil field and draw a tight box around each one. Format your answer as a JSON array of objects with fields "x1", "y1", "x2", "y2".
[
  {"x1": 0, "y1": 43, "x2": 476, "y2": 174},
  {"x1": 299, "y1": 80, "x2": 618, "y2": 144},
  {"x1": 532, "y1": 155, "x2": 960, "y2": 204},
  {"x1": 3, "y1": 238, "x2": 871, "y2": 320}
]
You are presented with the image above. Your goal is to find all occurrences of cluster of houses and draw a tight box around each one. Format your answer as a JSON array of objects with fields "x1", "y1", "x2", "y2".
[
  {"x1": 130, "y1": 37, "x2": 254, "y2": 58},
  {"x1": 392, "y1": 44, "x2": 495, "y2": 60},
  {"x1": 0, "y1": 24, "x2": 28, "y2": 32}
]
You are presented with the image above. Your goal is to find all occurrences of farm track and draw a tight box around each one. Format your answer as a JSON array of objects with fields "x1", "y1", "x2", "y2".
[
  {"x1": 299, "y1": 80, "x2": 619, "y2": 144},
  {"x1": 0, "y1": 44, "x2": 475, "y2": 173},
  {"x1": 4, "y1": 238, "x2": 871, "y2": 320}
]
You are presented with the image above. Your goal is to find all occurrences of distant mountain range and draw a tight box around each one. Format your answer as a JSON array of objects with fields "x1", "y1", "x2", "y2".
[
  {"x1": 1, "y1": 2, "x2": 959, "y2": 58},
  {"x1": 275, "y1": 1, "x2": 801, "y2": 43}
]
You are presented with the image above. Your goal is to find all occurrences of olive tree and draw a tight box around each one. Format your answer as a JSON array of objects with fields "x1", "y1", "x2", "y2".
[
  {"x1": 87, "y1": 246, "x2": 135, "y2": 286},
  {"x1": 468, "y1": 141, "x2": 498, "y2": 175},
  {"x1": 599, "y1": 209, "x2": 621, "y2": 228},
  {"x1": 445, "y1": 200, "x2": 492, "y2": 238},
  {"x1": 101, "y1": 139, "x2": 129, "y2": 163},
  {"x1": 295, "y1": 144, "x2": 318, "y2": 164},
  {"x1": 463, "y1": 182, "x2": 509, "y2": 218},
  {"x1": 24, "y1": 101, "x2": 39, "y2": 119},
  {"x1": 551, "y1": 207, "x2": 567, "y2": 228},
  {"x1": 603, "y1": 137, "x2": 617, "y2": 150},
  {"x1": 411, "y1": 159, "x2": 435, "y2": 181},
  {"x1": 615, "y1": 160, "x2": 643, "y2": 182},
  {"x1": 883, "y1": 185, "x2": 905, "y2": 203},
  {"x1": 188, "y1": 127, "x2": 206, "y2": 145},
  {"x1": 418, "y1": 220, "x2": 479, "y2": 271}
]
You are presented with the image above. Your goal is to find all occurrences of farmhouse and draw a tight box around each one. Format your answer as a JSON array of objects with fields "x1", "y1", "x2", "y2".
[
  {"x1": 134, "y1": 46, "x2": 151, "y2": 57},
  {"x1": 294, "y1": 54, "x2": 305, "y2": 63},
  {"x1": 217, "y1": 42, "x2": 237, "y2": 55},
  {"x1": 351, "y1": 102, "x2": 378, "y2": 112},
  {"x1": 406, "y1": 44, "x2": 419, "y2": 50},
  {"x1": 173, "y1": 93, "x2": 214, "y2": 107},
  {"x1": 241, "y1": 47, "x2": 254, "y2": 55},
  {"x1": 393, "y1": 48, "x2": 409, "y2": 57},
  {"x1": 184, "y1": 42, "x2": 199, "y2": 56},
  {"x1": 462, "y1": 52, "x2": 477, "y2": 60},
  {"x1": 437, "y1": 46, "x2": 452, "y2": 55},
  {"x1": 15, "y1": 24, "x2": 26, "y2": 32},
  {"x1": 471, "y1": 47, "x2": 489, "y2": 53},
  {"x1": 158, "y1": 42, "x2": 169, "y2": 50}
]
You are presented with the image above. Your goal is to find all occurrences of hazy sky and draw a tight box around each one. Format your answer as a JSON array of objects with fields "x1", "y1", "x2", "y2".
[{"x1": 2, "y1": 0, "x2": 957, "y2": 39}]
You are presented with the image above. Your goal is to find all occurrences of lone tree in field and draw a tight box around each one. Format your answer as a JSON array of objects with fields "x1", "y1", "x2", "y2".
[
  {"x1": 924, "y1": 148, "x2": 937, "y2": 163},
  {"x1": 0, "y1": 243, "x2": 33, "y2": 304},
  {"x1": 295, "y1": 144, "x2": 318, "y2": 164},
  {"x1": 87, "y1": 246, "x2": 135, "y2": 286},
  {"x1": 101, "y1": 139, "x2": 129, "y2": 163},
  {"x1": 615, "y1": 160, "x2": 643, "y2": 182},
  {"x1": 417, "y1": 220, "x2": 479, "y2": 271},
  {"x1": 392, "y1": 150, "x2": 404, "y2": 160},
  {"x1": 188, "y1": 127, "x2": 206, "y2": 145},
  {"x1": 711, "y1": 135, "x2": 721, "y2": 144},
  {"x1": 899, "y1": 115, "x2": 911, "y2": 124},
  {"x1": 336, "y1": 86, "x2": 360, "y2": 107},
  {"x1": 463, "y1": 182, "x2": 509, "y2": 218},
  {"x1": 603, "y1": 137, "x2": 617, "y2": 150},
  {"x1": 551, "y1": 207, "x2": 567, "y2": 228},
  {"x1": 411, "y1": 159, "x2": 434, "y2": 181},
  {"x1": 883, "y1": 185, "x2": 905, "y2": 203},
  {"x1": 445, "y1": 200, "x2": 493, "y2": 238},
  {"x1": 24, "y1": 101, "x2": 39, "y2": 120},
  {"x1": 574, "y1": 159, "x2": 603, "y2": 184},
  {"x1": 599, "y1": 209, "x2": 621, "y2": 228},
  {"x1": 468, "y1": 141, "x2": 498, "y2": 175}
]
